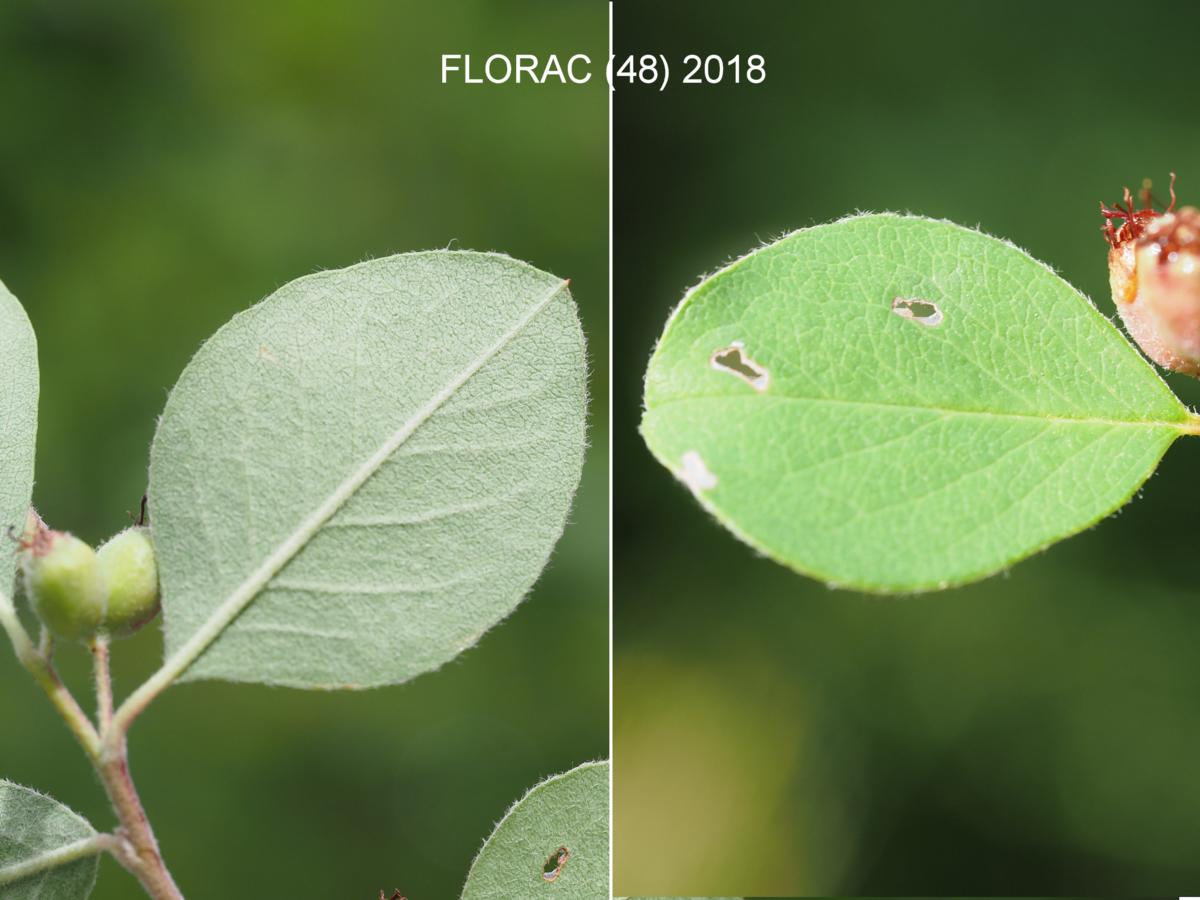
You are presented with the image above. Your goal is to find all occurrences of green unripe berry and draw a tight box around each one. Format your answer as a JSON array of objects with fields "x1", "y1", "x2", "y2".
[
  {"x1": 96, "y1": 526, "x2": 161, "y2": 637},
  {"x1": 20, "y1": 525, "x2": 107, "y2": 642}
]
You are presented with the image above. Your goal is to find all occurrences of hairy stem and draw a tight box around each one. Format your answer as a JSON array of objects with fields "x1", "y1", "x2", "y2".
[
  {"x1": 92, "y1": 635, "x2": 183, "y2": 898},
  {"x1": 3, "y1": 592, "x2": 182, "y2": 897},
  {"x1": 97, "y1": 736, "x2": 184, "y2": 900},
  {"x1": 0, "y1": 595, "x2": 100, "y2": 759},
  {"x1": 90, "y1": 634, "x2": 113, "y2": 730},
  {"x1": 3, "y1": 586, "x2": 182, "y2": 896}
]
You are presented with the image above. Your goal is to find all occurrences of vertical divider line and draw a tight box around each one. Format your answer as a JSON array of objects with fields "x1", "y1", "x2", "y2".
[{"x1": 606, "y1": 1, "x2": 615, "y2": 897}]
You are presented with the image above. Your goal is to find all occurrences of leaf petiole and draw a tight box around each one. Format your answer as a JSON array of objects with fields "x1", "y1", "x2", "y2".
[{"x1": 90, "y1": 634, "x2": 113, "y2": 732}]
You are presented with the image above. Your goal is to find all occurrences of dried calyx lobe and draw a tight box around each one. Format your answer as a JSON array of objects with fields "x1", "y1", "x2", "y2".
[{"x1": 1102, "y1": 172, "x2": 1200, "y2": 376}]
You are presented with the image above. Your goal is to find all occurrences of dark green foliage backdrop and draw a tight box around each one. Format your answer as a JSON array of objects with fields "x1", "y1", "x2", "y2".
[
  {"x1": 614, "y1": 0, "x2": 1200, "y2": 895},
  {"x1": 0, "y1": 2, "x2": 607, "y2": 897}
]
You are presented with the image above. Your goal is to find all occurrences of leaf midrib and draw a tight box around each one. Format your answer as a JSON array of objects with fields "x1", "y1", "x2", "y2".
[
  {"x1": 125, "y1": 277, "x2": 569, "y2": 713},
  {"x1": 0, "y1": 835, "x2": 99, "y2": 887},
  {"x1": 648, "y1": 390, "x2": 1199, "y2": 433}
]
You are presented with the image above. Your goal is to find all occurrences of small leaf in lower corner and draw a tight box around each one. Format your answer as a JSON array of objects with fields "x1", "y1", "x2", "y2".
[
  {"x1": 0, "y1": 781, "x2": 101, "y2": 899},
  {"x1": 461, "y1": 761, "x2": 608, "y2": 900}
]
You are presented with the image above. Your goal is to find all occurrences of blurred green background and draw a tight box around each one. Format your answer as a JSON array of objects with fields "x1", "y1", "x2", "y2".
[
  {"x1": 0, "y1": 2, "x2": 606, "y2": 898},
  {"x1": 614, "y1": 0, "x2": 1200, "y2": 895}
]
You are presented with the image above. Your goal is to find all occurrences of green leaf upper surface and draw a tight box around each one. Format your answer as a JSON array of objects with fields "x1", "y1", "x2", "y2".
[
  {"x1": 0, "y1": 282, "x2": 37, "y2": 608},
  {"x1": 150, "y1": 251, "x2": 586, "y2": 688},
  {"x1": 642, "y1": 214, "x2": 1192, "y2": 592},
  {"x1": 462, "y1": 761, "x2": 609, "y2": 900},
  {"x1": 0, "y1": 781, "x2": 98, "y2": 899}
]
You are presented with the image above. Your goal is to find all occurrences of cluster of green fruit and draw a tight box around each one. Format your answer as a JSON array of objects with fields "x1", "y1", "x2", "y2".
[{"x1": 19, "y1": 511, "x2": 161, "y2": 642}]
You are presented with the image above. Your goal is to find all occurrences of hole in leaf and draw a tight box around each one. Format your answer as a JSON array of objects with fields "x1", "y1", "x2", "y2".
[
  {"x1": 891, "y1": 296, "x2": 943, "y2": 327},
  {"x1": 710, "y1": 342, "x2": 769, "y2": 391},
  {"x1": 542, "y1": 846, "x2": 570, "y2": 882},
  {"x1": 680, "y1": 450, "x2": 717, "y2": 492}
]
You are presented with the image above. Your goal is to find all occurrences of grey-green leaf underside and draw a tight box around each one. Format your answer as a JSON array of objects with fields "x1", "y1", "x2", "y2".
[
  {"x1": 0, "y1": 781, "x2": 99, "y2": 899},
  {"x1": 462, "y1": 760, "x2": 609, "y2": 900},
  {"x1": 642, "y1": 214, "x2": 1193, "y2": 592},
  {"x1": 150, "y1": 251, "x2": 586, "y2": 688},
  {"x1": 0, "y1": 282, "x2": 37, "y2": 609}
]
